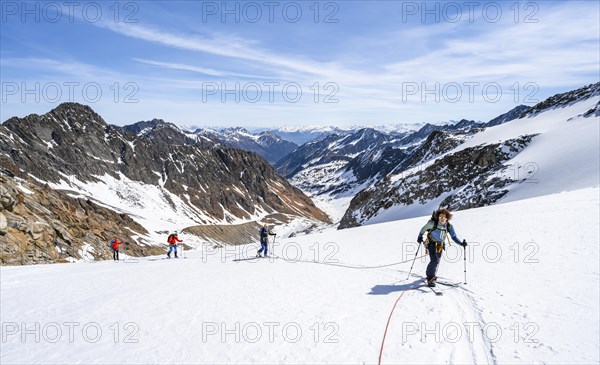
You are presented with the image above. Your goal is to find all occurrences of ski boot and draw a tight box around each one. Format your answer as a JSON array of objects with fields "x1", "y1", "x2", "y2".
[{"x1": 427, "y1": 276, "x2": 438, "y2": 287}]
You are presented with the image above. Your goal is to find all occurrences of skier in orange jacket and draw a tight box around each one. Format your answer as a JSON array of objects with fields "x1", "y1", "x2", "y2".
[
  {"x1": 167, "y1": 232, "x2": 182, "y2": 259},
  {"x1": 110, "y1": 237, "x2": 123, "y2": 261}
]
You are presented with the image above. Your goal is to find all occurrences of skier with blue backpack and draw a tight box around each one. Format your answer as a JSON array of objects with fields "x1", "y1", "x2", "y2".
[
  {"x1": 256, "y1": 224, "x2": 276, "y2": 258},
  {"x1": 417, "y1": 208, "x2": 467, "y2": 287},
  {"x1": 110, "y1": 237, "x2": 123, "y2": 261}
]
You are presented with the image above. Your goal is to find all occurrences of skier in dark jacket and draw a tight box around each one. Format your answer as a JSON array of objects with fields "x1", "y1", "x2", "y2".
[
  {"x1": 417, "y1": 208, "x2": 467, "y2": 287},
  {"x1": 257, "y1": 224, "x2": 276, "y2": 258}
]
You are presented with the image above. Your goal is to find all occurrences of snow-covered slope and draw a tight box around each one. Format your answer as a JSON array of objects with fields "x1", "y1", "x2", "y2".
[
  {"x1": 340, "y1": 84, "x2": 600, "y2": 227},
  {"x1": 457, "y1": 96, "x2": 599, "y2": 203},
  {"x1": 1, "y1": 187, "x2": 598, "y2": 364}
]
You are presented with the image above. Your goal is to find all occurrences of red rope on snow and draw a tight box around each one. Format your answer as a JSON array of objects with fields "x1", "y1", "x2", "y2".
[{"x1": 378, "y1": 285, "x2": 422, "y2": 365}]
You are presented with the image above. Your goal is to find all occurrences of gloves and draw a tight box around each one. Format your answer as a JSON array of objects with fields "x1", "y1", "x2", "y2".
[
  {"x1": 417, "y1": 236, "x2": 423, "y2": 244},
  {"x1": 461, "y1": 239, "x2": 467, "y2": 247}
]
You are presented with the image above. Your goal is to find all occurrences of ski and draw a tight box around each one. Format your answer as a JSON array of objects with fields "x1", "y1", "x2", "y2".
[
  {"x1": 424, "y1": 279, "x2": 443, "y2": 296},
  {"x1": 233, "y1": 257, "x2": 260, "y2": 262},
  {"x1": 427, "y1": 281, "x2": 463, "y2": 294},
  {"x1": 428, "y1": 285, "x2": 443, "y2": 296},
  {"x1": 436, "y1": 281, "x2": 462, "y2": 288}
]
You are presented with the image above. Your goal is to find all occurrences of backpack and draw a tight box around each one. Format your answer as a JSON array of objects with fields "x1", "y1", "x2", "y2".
[{"x1": 167, "y1": 234, "x2": 176, "y2": 244}]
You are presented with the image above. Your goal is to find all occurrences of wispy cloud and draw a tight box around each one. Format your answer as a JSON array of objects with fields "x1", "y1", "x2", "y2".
[
  {"x1": 97, "y1": 3, "x2": 599, "y2": 95},
  {"x1": 0, "y1": 57, "x2": 122, "y2": 80},
  {"x1": 96, "y1": 21, "x2": 339, "y2": 79},
  {"x1": 132, "y1": 58, "x2": 274, "y2": 79},
  {"x1": 383, "y1": 4, "x2": 599, "y2": 87}
]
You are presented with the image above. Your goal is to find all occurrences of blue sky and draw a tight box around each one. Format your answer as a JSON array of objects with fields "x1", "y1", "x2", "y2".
[{"x1": 1, "y1": 0, "x2": 599, "y2": 127}]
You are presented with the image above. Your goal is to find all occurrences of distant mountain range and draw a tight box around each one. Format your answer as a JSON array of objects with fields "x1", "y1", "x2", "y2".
[
  {"x1": 115, "y1": 113, "x2": 528, "y2": 167},
  {"x1": 271, "y1": 108, "x2": 530, "y2": 201},
  {"x1": 194, "y1": 127, "x2": 298, "y2": 165},
  {"x1": 263, "y1": 123, "x2": 427, "y2": 145}
]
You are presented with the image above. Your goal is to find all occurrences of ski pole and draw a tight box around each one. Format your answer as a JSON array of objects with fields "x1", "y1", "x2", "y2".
[
  {"x1": 406, "y1": 242, "x2": 422, "y2": 280},
  {"x1": 463, "y1": 244, "x2": 467, "y2": 284}
]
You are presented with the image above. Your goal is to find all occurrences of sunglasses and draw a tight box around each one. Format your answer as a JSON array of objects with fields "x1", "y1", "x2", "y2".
[{"x1": 438, "y1": 215, "x2": 447, "y2": 220}]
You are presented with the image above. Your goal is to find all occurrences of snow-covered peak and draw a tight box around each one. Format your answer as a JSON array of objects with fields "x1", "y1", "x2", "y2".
[{"x1": 339, "y1": 85, "x2": 600, "y2": 228}]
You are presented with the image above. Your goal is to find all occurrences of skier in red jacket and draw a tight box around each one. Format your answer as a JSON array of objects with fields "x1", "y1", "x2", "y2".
[
  {"x1": 110, "y1": 237, "x2": 123, "y2": 261},
  {"x1": 167, "y1": 232, "x2": 182, "y2": 258}
]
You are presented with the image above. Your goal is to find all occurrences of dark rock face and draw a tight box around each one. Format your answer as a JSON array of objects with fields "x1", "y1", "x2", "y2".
[
  {"x1": 338, "y1": 135, "x2": 538, "y2": 229},
  {"x1": 0, "y1": 103, "x2": 330, "y2": 265},
  {"x1": 389, "y1": 129, "x2": 479, "y2": 176},
  {"x1": 344, "y1": 147, "x2": 408, "y2": 185}
]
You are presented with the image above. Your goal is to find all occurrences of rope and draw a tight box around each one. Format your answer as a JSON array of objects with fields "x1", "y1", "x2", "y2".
[
  {"x1": 269, "y1": 255, "x2": 428, "y2": 270},
  {"x1": 378, "y1": 284, "x2": 423, "y2": 365},
  {"x1": 197, "y1": 240, "x2": 427, "y2": 270}
]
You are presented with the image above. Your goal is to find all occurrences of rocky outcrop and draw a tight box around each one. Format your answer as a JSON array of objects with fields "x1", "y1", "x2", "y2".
[
  {"x1": 389, "y1": 128, "x2": 482, "y2": 176},
  {"x1": 0, "y1": 173, "x2": 163, "y2": 265}
]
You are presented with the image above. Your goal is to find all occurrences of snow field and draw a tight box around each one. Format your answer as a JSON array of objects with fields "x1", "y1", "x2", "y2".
[{"x1": 1, "y1": 187, "x2": 598, "y2": 364}]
